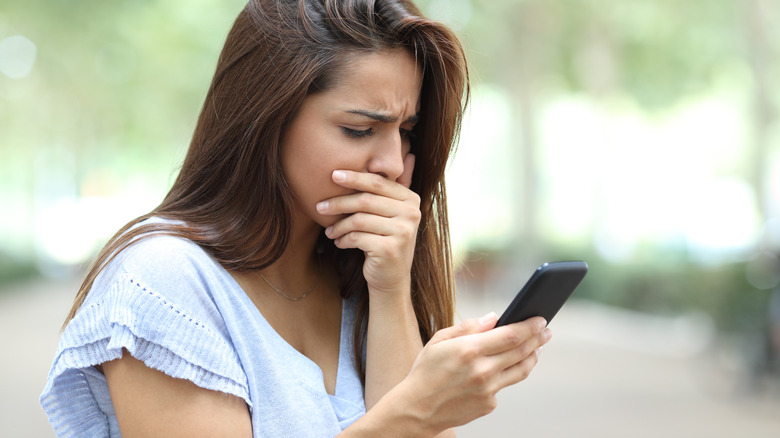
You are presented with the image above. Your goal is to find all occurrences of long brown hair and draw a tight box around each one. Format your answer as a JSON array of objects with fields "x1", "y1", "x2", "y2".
[{"x1": 65, "y1": 0, "x2": 469, "y2": 379}]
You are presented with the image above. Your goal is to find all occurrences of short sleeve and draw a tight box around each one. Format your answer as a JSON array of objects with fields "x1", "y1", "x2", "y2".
[{"x1": 40, "y1": 238, "x2": 251, "y2": 437}]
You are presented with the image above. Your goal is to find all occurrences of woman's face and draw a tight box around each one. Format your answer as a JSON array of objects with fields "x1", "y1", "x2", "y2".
[{"x1": 281, "y1": 49, "x2": 423, "y2": 230}]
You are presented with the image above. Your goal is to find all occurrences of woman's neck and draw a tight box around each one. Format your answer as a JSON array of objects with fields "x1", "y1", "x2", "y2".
[{"x1": 259, "y1": 213, "x2": 324, "y2": 292}]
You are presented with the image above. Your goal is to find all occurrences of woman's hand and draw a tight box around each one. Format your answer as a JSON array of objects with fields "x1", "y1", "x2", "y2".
[
  {"x1": 317, "y1": 153, "x2": 420, "y2": 295},
  {"x1": 341, "y1": 313, "x2": 552, "y2": 437},
  {"x1": 401, "y1": 313, "x2": 551, "y2": 433}
]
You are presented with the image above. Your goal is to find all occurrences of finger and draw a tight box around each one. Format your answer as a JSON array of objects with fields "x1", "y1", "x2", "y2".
[
  {"x1": 495, "y1": 346, "x2": 541, "y2": 388},
  {"x1": 331, "y1": 170, "x2": 418, "y2": 202},
  {"x1": 332, "y1": 230, "x2": 384, "y2": 251},
  {"x1": 396, "y1": 153, "x2": 415, "y2": 189},
  {"x1": 332, "y1": 228, "x2": 411, "y2": 255},
  {"x1": 325, "y1": 212, "x2": 401, "y2": 240},
  {"x1": 317, "y1": 192, "x2": 401, "y2": 218},
  {"x1": 488, "y1": 327, "x2": 551, "y2": 372},
  {"x1": 430, "y1": 313, "x2": 498, "y2": 344},
  {"x1": 476, "y1": 317, "x2": 547, "y2": 357}
]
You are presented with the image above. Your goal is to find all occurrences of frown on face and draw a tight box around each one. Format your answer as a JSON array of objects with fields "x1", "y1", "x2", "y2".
[{"x1": 280, "y1": 48, "x2": 423, "y2": 229}]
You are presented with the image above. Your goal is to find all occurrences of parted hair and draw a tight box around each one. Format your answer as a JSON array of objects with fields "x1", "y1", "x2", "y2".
[{"x1": 65, "y1": 0, "x2": 469, "y2": 380}]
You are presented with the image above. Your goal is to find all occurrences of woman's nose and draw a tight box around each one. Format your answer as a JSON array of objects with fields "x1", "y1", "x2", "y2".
[{"x1": 366, "y1": 133, "x2": 405, "y2": 181}]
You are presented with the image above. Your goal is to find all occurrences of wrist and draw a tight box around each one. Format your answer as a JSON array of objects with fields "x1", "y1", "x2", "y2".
[
  {"x1": 366, "y1": 283, "x2": 417, "y2": 332},
  {"x1": 366, "y1": 275, "x2": 412, "y2": 298},
  {"x1": 342, "y1": 381, "x2": 439, "y2": 438},
  {"x1": 381, "y1": 379, "x2": 444, "y2": 437}
]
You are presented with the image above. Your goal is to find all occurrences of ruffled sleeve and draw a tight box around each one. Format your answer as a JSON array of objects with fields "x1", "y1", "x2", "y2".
[{"x1": 40, "y1": 237, "x2": 250, "y2": 437}]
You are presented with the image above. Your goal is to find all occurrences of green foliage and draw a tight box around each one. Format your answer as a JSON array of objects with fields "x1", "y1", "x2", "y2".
[
  {"x1": 0, "y1": 250, "x2": 36, "y2": 285},
  {"x1": 2, "y1": 0, "x2": 246, "y2": 178},
  {"x1": 423, "y1": 0, "x2": 760, "y2": 110}
]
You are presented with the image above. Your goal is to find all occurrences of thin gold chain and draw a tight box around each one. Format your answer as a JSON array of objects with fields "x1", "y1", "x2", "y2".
[{"x1": 257, "y1": 260, "x2": 321, "y2": 301}]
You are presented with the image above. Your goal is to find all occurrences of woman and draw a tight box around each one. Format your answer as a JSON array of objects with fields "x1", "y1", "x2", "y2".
[{"x1": 41, "y1": 0, "x2": 552, "y2": 436}]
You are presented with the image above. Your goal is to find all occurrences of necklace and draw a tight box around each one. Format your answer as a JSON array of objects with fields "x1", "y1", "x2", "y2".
[{"x1": 258, "y1": 260, "x2": 321, "y2": 301}]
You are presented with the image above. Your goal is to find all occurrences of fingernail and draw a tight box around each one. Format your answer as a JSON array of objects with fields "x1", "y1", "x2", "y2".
[
  {"x1": 332, "y1": 170, "x2": 346, "y2": 182},
  {"x1": 316, "y1": 201, "x2": 328, "y2": 213},
  {"x1": 479, "y1": 312, "x2": 497, "y2": 325},
  {"x1": 325, "y1": 226, "x2": 332, "y2": 236},
  {"x1": 538, "y1": 318, "x2": 548, "y2": 331},
  {"x1": 542, "y1": 328, "x2": 552, "y2": 342},
  {"x1": 535, "y1": 347, "x2": 543, "y2": 358}
]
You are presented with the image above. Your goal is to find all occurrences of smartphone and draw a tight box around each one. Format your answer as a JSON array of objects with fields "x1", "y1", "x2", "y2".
[{"x1": 495, "y1": 261, "x2": 588, "y2": 327}]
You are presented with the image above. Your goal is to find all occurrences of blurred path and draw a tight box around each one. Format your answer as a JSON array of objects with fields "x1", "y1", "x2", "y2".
[
  {"x1": 2, "y1": 278, "x2": 779, "y2": 437},
  {"x1": 455, "y1": 296, "x2": 780, "y2": 438},
  {"x1": 0, "y1": 276, "x2": 78, "y2": 438}
]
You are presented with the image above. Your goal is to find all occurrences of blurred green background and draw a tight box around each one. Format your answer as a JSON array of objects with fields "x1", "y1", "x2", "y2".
[
  {"x1": 3, "y1": 0, "x2": 778, "y2": 332},
  {"x1": 1, "y1": 0, "x2": 780, "y2": 435}
]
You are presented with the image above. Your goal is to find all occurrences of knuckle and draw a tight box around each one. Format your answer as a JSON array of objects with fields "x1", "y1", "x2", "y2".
[
  {"x1": 401, "y1": 225, "x2": 417, "y2": 241},
  {"x1": 386, "y1": 238, "x2": 406, "y2": 258},
  {"x1": 518, "y1": 366, "x2": 532, "y2": 381},
  {"x1": 518, "y1": 360, "x2": 536, "y2": 381},
  {"x1": 529, "y1": 351, "x2": 540, "y2": 368},
  {"x1": 469, "y1": 389, "x2": 498, "y2": 418},
  {"x1": 370, "y1": 175, "x2": 385, "y2": 191},
  {"x1": 474, "y1": 372, "x2": 491, "y2": 388},
  {"x1": 458, "y1": 344, "x2": 480, "y2": 362},
  {"x1": 351, "y1": 213, "x2": 366, "y2": 229},
  {"x1": 469, "y1": 364, "x2": 493, "y2": 387},
  {"x1": 503, "y1": 329, "x2": 523, "y2": 347},
  {"x1": 481, "y1": 396, "x2": 498, "y2": 416},
  {"x1": 357, "y1": 192, "x2": 373, "y2": 208},
  {"x1": 520, "y1": 344, "x2": 537, "y2": 360}
]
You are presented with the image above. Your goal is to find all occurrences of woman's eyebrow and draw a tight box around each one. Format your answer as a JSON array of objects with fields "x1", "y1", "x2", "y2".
[{"x1": 346, "y1": 109, "x2": 420, "y2": 125}]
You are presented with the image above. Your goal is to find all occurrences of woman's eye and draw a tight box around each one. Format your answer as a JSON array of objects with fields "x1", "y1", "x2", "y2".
[
  {"x1": 400, "y1": 128, "x2": 417, "y2": 142},
  {"x1": 342, "y1": 127, "x2": 374, "y2": 138}
]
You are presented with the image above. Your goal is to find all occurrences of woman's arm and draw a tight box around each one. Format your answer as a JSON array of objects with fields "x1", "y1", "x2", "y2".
[
  {"x1": 320, "y1": 156, "x2": 425, "y2": 407},
  {"x1": 103, "y1": 349, "x2": 252, "y2": 438},
  {"x1": 363, "y1": 288, "x2": 424, "y2": 407}
]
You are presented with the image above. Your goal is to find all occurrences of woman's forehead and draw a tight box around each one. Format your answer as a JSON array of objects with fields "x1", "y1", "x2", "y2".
[{"x1": 323, "y1": 49, "x2": 423, "y2": 118}]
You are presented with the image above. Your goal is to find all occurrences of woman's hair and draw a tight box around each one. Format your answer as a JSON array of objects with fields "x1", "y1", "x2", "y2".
[{"x1": 65, "y1": 0, "x2": 469, "y2": 379}]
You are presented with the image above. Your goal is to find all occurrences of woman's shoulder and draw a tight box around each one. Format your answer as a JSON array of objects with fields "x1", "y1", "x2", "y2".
[
  {"x1": 89, "y1": 217, "x2": 228, "y2": 303},
  {"x1": 41, "y1": 218, "x2": 251, "y2": 437},
  {"x1": 72, "y1": 217, "x2": 242, "y2": 348},
  {"x1": 117, "y1": 216, "x2": 213, "y2": 268},
  {"x1": 77, "y1": 215, "x2": 239, "y2": 330}
]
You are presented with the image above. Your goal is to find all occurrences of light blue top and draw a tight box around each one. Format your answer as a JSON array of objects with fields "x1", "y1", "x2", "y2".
[{"x1": 40, "y1": 219, "x2": 366, "y2": 437}]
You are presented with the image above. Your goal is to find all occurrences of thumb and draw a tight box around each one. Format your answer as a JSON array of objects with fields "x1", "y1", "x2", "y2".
[{"x1": 430, "y1": 312, "x2": 498, "y2": 344}]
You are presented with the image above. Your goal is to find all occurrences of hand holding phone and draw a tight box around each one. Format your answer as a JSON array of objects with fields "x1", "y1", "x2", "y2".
[{"x1": 496, "y1": 261, "x2": 588, "y2": 327}]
